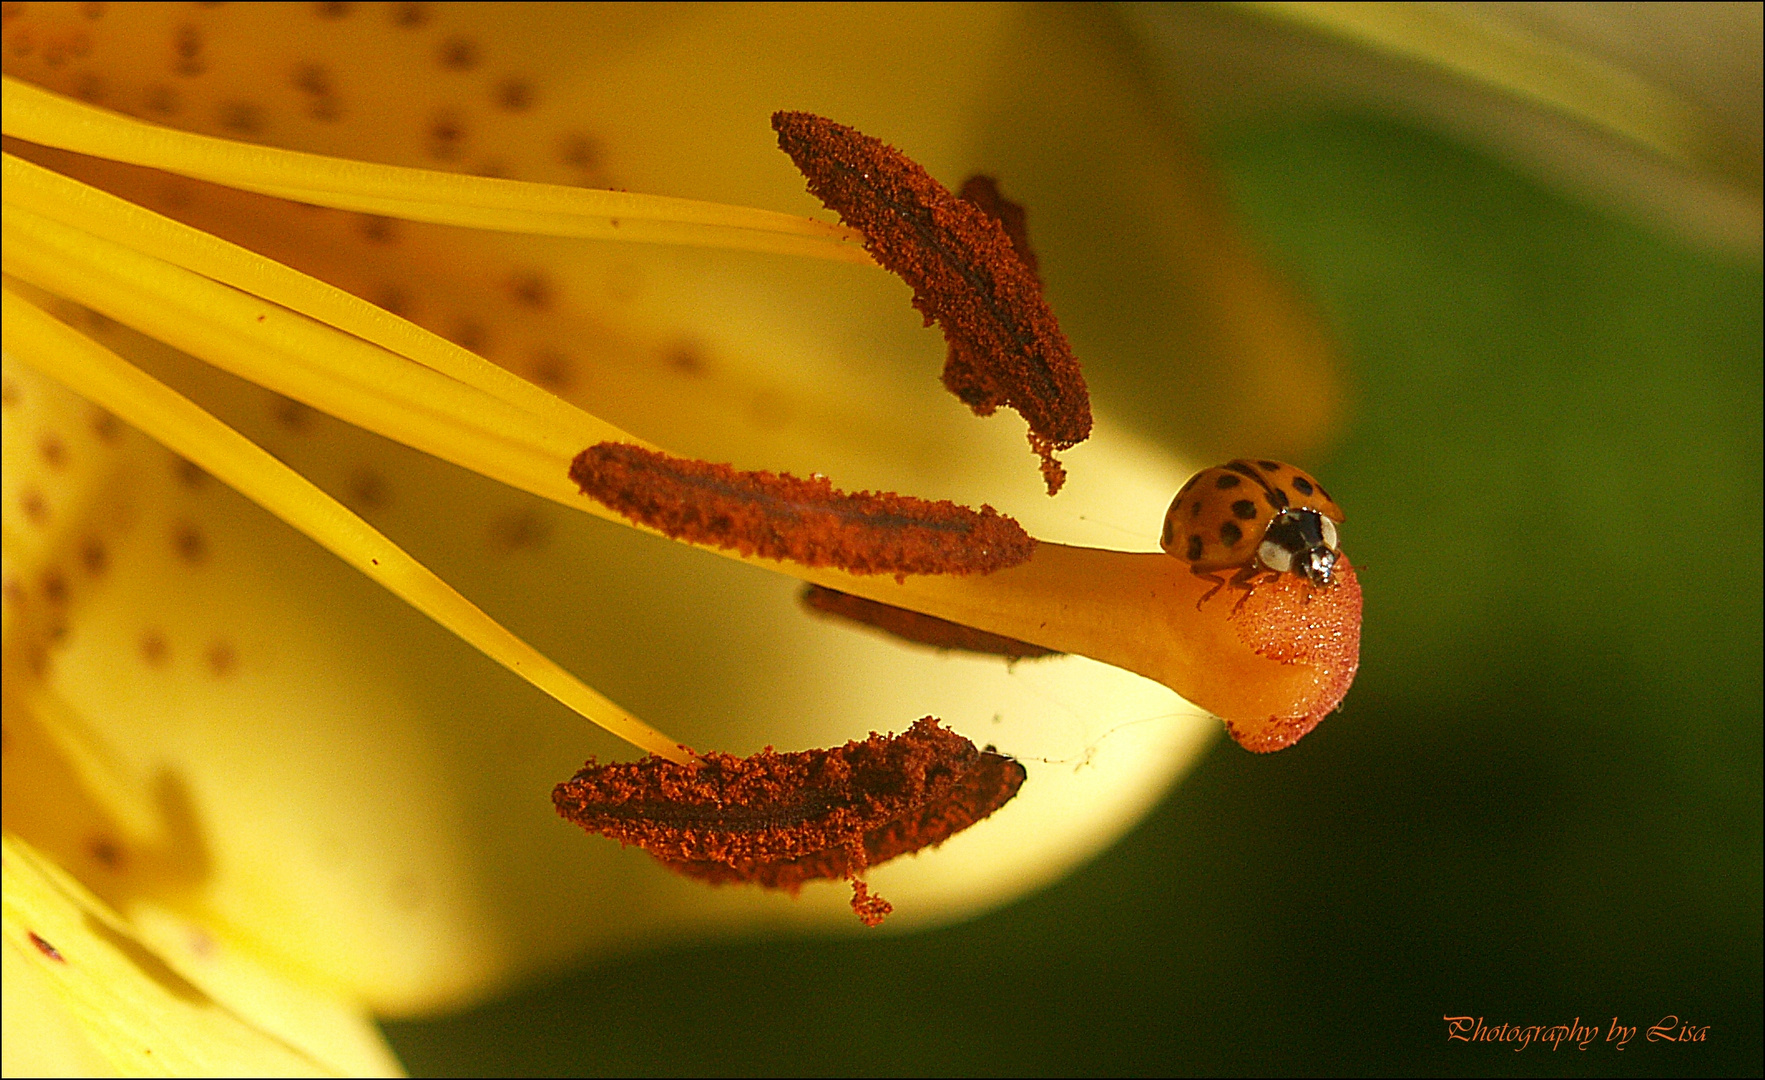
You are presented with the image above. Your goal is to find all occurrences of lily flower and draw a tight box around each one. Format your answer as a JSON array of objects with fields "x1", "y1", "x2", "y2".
[{"x1": 2, "y1": 4, "x2": 1358, "y2": 1073}]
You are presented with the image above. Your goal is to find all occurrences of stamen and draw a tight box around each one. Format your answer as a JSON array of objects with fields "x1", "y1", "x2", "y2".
[
  {"x1": 943, "y1": 174, "x2": 1071, "y2": 495},
  {"x1": 570, "y1": 443, "x2": 1036, "y2": 578},
  {"x1": 790, "y1": 545, "x2": 1362, "y2": 753},
  {"x1": 772, "y1": 112, "x2": 1091, "y2": 494},
  {"x1": 551, "y1": 717, "x2": 1027, "y2": 926},
  {"x1": 3, "y1": 153, "x2": 631, "y2": 456},
  {"x1": 956, "y1": 176, "x2": 1039, "y2": 276},
  {"x1": 1220, "y1": 561, "x2": 1364, "y2": 752},
  {"x1": 3, "y1": 77, "x2": 872, "y2": 263},
  {"x1": 801, "y1": 585, "x2": 1059, "y2": 661}
]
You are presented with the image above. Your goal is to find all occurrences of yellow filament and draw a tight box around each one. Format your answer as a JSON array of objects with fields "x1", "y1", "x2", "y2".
[
  {"x1": 1, "y1": 177, "x2": 1212, "y2": 711},
  {"x1": 2, "y1": 285, "x2": 693, "y2": 764},
  {"x1": 3, "y1": 151, "x2": 647, "y2": 459},
  {"x1": 2, "y1": 200, "x2": 619, "y2": 518},
  {"x1": 2, "y1": 78, "x2": 1307, "y2": 723},
  {"x1": 2, "y1": 76, "x2": 872, "y2": 264}
]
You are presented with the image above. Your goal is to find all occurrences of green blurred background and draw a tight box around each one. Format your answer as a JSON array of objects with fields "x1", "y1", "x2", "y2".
[{"x1": 384, "y1": 27, "x2": 1762, "y2": 1080}]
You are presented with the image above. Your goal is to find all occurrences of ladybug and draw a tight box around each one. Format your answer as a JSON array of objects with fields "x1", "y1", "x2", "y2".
[{"x1": 1160, "y1": 459, "x2": 1344, "y2": 607}]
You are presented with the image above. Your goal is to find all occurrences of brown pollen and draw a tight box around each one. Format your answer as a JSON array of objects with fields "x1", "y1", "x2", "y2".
[
  {"x1": 553, "y1": 717, "x2": 1026, "y2": 927},
  {"x1": 571, "y1": 442, "x2": 1034, "y2": 578},
  {"x1": 772, "y1": 112, "x2": 1090, "y2": 494}
]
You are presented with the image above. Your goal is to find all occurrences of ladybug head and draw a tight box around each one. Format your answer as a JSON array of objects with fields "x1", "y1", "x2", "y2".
[
  {"x1": 1291, "y1": 545, "x2": 1339, "y2": 588},
  {"x1": 1258, "y1": 508, "x2": 1341, "y2": 588}
]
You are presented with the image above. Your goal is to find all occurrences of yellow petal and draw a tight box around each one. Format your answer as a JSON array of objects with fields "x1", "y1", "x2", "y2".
[
  {"x1": 3, "y1": 831, "x2": 401, "y2": 1076},
  {"x1": 3, "y1": 2, "x2": 1345, "y2": 1017}
]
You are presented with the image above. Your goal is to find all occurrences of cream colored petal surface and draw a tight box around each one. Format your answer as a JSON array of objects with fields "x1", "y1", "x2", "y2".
[
  {"x1": 3, "y1": 831, "x2": 401, "y2": 1076},
  {"x1": 3, "y1": 2, "x2": 1343, "y2": 1015}
]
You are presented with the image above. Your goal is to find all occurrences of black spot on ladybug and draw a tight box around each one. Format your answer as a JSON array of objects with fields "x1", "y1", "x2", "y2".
[
  {"x1": 1266, "y1": 488, "x2": 1289, "y2": 511},
  {"x1": 1214, "y1": 473, "x2": 1242, "y2": 489},
  {"x1": 1231, "y1": 499, "x2": 1257, "y2": 520},
  {"x1": 1292, "y1": 476, "x2": 1314, "y2": 496},
  {"x1": 1219, "y1": 521, "x2": 1243, "y2": 548},
  {"x1": 1314, "y1": 481, "x2": 1332, "y2": 502},
  {"x1": 1189, "y1": 499, "x2": 1202, "y2": 519},
  {"x1": 1257, "y1": 460, "x2": 1282, "y2": 472},
  {"x1": 1186, "y1": 535, "x2": 1204, "y2": 561},
  {"x1": 1161, "y1": 519, "x2": 1173, "y2": 548},
  {"x1": 1224, "y1": 461, "x2": 1262, "y2": 481}
]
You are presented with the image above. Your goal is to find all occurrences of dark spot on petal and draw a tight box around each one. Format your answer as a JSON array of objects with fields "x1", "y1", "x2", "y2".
[
  {"x1": 373, "y1": 286, "x2": 411, "y2": 318},
  {"x1": 172, "y1": 522, "x2": 207, "y2": 564},
  {"x1": 79, "y1": 537, "x2": 107, "y2": 577},
  {"x1": 273, "y1": 397, "x2": 313, "y2": 431},
  {"x1": 174, "y1": 457, "x2": 207, "y2": 488},
  {"x1": 489, "y1": 508, "x2": 552, "y2": 552},
  {"x1": 1219, "y1": 521, "x2": 1243, "y2": 548},
  {"x1": 172, "y1": 23, "x2": 204, "y2": 77},
  {"x1": 19, "y1": 488, "x2": 49, "y2": 526},
  {"x1": 437, "y1": 36, "x2": 478, "y2": 70},
  {"x1": 140, "y1": 630, "x2": 169, "y2": 667},
  {"x1": 448, "y1": 321, "x2": 488, "y2": 353},
  {"x1": 1185, "y1": 534, "x2": 1204, "y2": 561},
  {"x1": 492, "y1": 77, "x2": 532, "y2": 112},
  {"x1": 37, "y1": 435, "x2": 68, "y2": 470},
  {"x1": 508, "y1": 271, "x2": 553, "y2": 309},
  {"x1": 72, "y1": 71, "x2": 106, "y2": 103},
  {"x1": 28, "y1": 932, "x2": 64, "y2": 962},
  {"x1": 217, "y1": 101, "x2": 264, "y2": 135},
  {"x1": 356, "y1": 214, "x2": 396, "y2": 243},
  {"x1": 426, "y1": 108, "x2": 466, "y2": 160},
  {"x1": 1231, "y1": 499, "x2": 1257, "y2": 520},
  {"x1": 347, "y1": 469, "x2": 388, "y2": 511},
  {"x1": 293, "y1": 62, "x2": 331, "y2": 96},
  {"x1": 143, "y1": 83, "x2": 180, "y2": 115},
  {"x1": 530, "y1": 349, "x2": 573, "y2": 390},
  {"x1": 88, "y1": 836, "x2": 122, "y2": 869},
  {"x1": 667, "y1": 344, "x2": 706, "y2": 376},
  {"x1": 205, "y1": 641, "x2": 236, "y2": 677},
  {"x1": 1292, "y1": 476, "x2": 1314, "y2": 496},
  {"x1": 559, "y1": 132, "x2": 600, "y2": 169},
  {"x1": 39, "y1": 569, "x2": 67, "y2": 606}
]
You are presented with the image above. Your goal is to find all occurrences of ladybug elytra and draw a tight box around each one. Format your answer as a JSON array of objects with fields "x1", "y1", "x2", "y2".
[{"x1": 1160, "y1": 459, "x2": 1345, "y2": 607}]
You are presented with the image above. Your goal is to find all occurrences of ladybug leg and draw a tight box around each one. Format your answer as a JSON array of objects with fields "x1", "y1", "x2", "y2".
[
  {"x1": 1228, "y1": 565, "x2": 1276, "y2": 615},
  {"x1": 1192, "y1": 569, "x2": 1231, "y2": 610}
]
